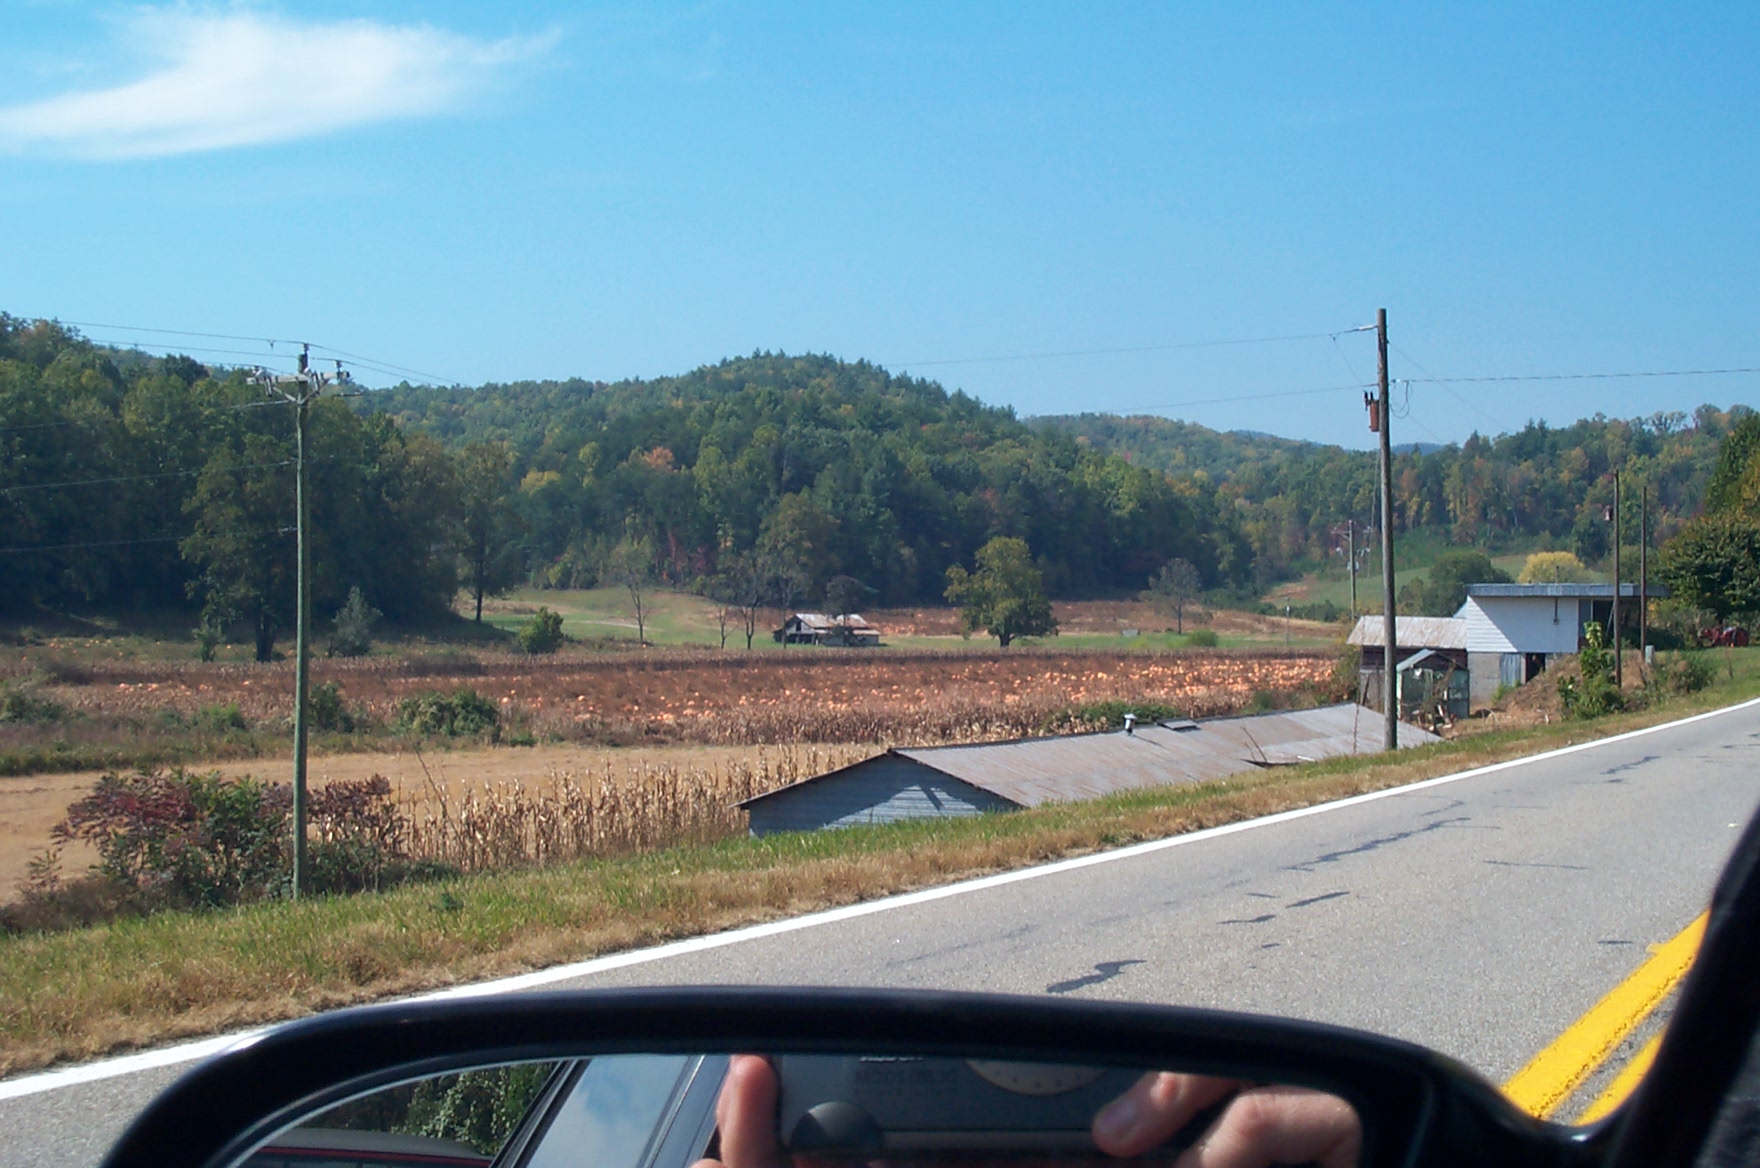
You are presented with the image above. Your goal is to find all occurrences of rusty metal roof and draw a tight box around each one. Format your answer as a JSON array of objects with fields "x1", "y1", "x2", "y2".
[
  {"x1": 1193, "y1": 704, "x2": 1439, "y2": 765},
  {"x1": 784, "y1": 612, "x2": 880, "y2": 631},
  {"x1": 1347, "y1": 616, "x2": 1468, "y2": 649},
  {"x1": 892, "y1": 722, "x2": 1258, "y2": 807},
  {"x1": 739, "y1": 703, "x2": 1441, "y2": 811}
]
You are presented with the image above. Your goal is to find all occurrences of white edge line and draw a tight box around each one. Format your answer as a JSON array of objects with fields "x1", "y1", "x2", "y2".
[{"x1": 5, "y1": 694, "x2": 1758, "y2": 1104}]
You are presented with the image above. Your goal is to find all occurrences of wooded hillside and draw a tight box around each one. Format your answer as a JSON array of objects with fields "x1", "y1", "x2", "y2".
[
  {"x1": 2, "y1": 312, "x2": 1743, "y2": 636},
  {"x1": 1036, "y1": 408, "x2": 1741, "y2": 580}
]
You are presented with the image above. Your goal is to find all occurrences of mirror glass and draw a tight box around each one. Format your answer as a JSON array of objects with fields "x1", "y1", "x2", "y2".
[{"x1": 233, "y1": 1052, "x2": 1362, "y2": 1168}]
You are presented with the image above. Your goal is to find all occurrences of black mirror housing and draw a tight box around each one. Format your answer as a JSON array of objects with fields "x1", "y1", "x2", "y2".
[{"x1": 99, "y1": 986, "x2": 1571, "y2": 1168}]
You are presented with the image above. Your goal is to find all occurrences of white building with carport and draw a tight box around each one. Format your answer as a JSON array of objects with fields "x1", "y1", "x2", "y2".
[{"x1": 1457, "y1": 582, "x2": 1664, "y2": 707}]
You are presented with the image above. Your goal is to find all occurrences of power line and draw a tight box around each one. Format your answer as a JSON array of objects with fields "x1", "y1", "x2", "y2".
[
  {"x1": 1409, "y1": 366, "x2": 1760, "y2": 384},
  {"x1": 1388, "y1": 341, "x2": 1503, "y2": 431},
  {"x1": 1105, "y1": 381, "x2": 1375, "y2": 415},
  {"x1": 303, "y1": 344, "x2": 459, "y2": 386},
  {"x1": 892, "y1": 326, "x2": 1375, "y2": 369},
  {"x1": 0, "y1": 526, "x2": 293, "y2": 557},
  {"x1": 0, "y1": 460, "x2": 292, "y2": 495},
  {"x1": 78, "y1": 337, "x2": 295, "y2": 364},
  {"x1": 0, "y1": 398, "x2": 279, "y2": 436},
  {"x1": 41, "y1": 318, "x2": 307, "y2": 348},
  {"x1": 29, "y1": 316, "x2": 461, "y2": 387}
]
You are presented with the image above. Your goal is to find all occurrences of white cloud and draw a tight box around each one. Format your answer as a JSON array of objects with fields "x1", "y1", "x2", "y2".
[{"x1": 0, "y1": 8, "x2": 553, "y2": 159}]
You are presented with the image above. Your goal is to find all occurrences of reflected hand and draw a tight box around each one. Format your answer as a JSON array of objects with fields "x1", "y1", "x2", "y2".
[
  {"x1": 1093, "y1": 1073, "x2": 1360, "y2": 1168},
  {"x1": 692, "y1": 1054, "x2": 784, "y2": 1168}
]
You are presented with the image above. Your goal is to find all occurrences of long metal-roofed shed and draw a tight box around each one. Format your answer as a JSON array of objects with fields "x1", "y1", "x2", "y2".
[{"x1": 738, "y1": 703, "x2": 1440, "y2": 835}]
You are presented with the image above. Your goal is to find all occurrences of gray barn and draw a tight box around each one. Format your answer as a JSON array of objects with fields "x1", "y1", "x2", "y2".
[{"x1": 739, "y1": 704, "x2": 1438, "y2": 835}]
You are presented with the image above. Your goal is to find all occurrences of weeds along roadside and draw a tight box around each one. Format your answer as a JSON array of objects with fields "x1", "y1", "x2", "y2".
[
  {"x1": 3, "y1": 743, "x2": 874, "y2": 933},
  {"x1": 0, "y1": 652, "x2": 1756, "y2": 1077}
]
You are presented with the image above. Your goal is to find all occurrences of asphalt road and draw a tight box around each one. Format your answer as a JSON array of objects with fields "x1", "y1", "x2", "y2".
[{"x1": 7, "y1": 699, "x2": 1759, "y2": 1167}]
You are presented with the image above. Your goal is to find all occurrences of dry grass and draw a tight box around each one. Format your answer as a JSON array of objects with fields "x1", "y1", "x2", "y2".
[
  {"x1": 0, "y1": 744, "x2": 870, "y2": 901},
  {"x1": 398, "y1": 745, "x2": 872, "y2": 872}
]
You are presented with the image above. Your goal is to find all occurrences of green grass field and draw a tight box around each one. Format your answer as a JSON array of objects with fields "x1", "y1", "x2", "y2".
[{"x1": 479, "y1": 587, "x2": 735, "y2": 648}]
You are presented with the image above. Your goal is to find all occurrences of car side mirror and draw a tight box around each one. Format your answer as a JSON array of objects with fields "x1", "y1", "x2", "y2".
[{"x1": 99, "y1": 987, "x2": 1566, "y2": 1168}]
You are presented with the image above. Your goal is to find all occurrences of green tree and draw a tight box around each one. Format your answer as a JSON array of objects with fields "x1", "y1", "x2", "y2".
[
  {"x1": 456, "y1": 442, "x2": 524, "y2": 622},
  {"x1": 327, "y1": 586, "x2": 380, "y2": 658},
  {"x1": 824, "y1": 574, "x2": 873, "y2": 618},
  {"x1": 181, "y1": 440, "x2": 295, "y2": 662},
  {"x1": 1659, "y1": 514, "x2": 1760, "y2": 622},
  {"x1": 1401, "y1": 549, "x2": 1511, "y2": 616},
  {"x1": 944, "y1": 536, "x2": 1057, "y2": 647},
  {"x1": 1143, "y1": 558, "x2": 1202, "y2": 633},
  {"x1": 1703, "y1": 411, "x2": 1760, "y2": 515},
  {"x1": 606, "y1": 532, "x2": 657, "y2": 645},
  {"x1": 517, "y1": 606, "x2": 565, "y2": 654},
  {"x1": 1558, "y1": 620, "x2": 1625, "y2": 718}
]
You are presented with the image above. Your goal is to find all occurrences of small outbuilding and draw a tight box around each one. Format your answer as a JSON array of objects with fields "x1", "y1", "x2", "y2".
[
  {"x1": 738, "y1": 704, "x2": 1440, "y2": 835},
  {"x1": 1459, "y1": 583, "x2": 1667, "y2": 707},
  {"x1": 774, "y1": 612, "x2": 883, "y2": 646},
  {"x1": 1347, "y1": 616, "x2": 1470, "y2": 723}
]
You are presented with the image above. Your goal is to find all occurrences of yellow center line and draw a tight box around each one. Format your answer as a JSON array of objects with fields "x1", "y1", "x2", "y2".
[
  {"x1": 1502, "y1": 910, "x2": 1707, "y2": 1119},
  {"x1": 1577, "y1": 1031, "x2": 1663, "y2": 1123}
]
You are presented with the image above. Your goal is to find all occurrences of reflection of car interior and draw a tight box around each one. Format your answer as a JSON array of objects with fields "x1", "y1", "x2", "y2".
[
  {"x1": 264, "y1": 1053, "x2": 1211, "y2": 1168},
  {"x1": 247, "y1": 1125, "x2": 491, "y2": 1166}
]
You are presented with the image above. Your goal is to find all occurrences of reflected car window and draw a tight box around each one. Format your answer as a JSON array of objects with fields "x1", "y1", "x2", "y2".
[{"x1": 525, "y1": 1054, "x2": 695, "y2": 1168}]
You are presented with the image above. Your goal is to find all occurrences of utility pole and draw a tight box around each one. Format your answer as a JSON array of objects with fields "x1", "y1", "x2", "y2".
[
  {"x1": 1348, "y1": 518, "x2": 1357, "y2": 617},
  {"x1": 1639, "y1": 480, "x2": 1649, "y2": 665},
  {"x1": 1330, "y1": 521, "x2": 1361, "y2": 617},
  {"x1": 1612, "y1": 471, "x2": 1623, "y2": 690},
  {"x1": 252, "y1": 346, "x2": 351, "y2": 898},
  {"x1": 1375, "y1": 309, "x2": 1397, "y2": 751}
]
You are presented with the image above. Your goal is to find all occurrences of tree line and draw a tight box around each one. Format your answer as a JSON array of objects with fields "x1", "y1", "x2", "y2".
[
  {"x1": 1038, "y1": 408, "x2": 1743, "y2": 582},
  {"x1": 364, "y1": 351, "x2": 1258, "y2": 610},
  {"x1": 0, "y1": 318, "x2": 457, "y2": 657},
  {"x1": 5, "y1": 314, "x2": 1751, "y2": 650}
]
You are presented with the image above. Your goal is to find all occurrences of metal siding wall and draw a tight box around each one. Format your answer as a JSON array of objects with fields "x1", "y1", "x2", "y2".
[
  {"x1": 746, "y1": 756, "x2": 1016, "y2": 835},
  {"x1": 1469, "y1": 598, "x2": 1581, "y2": 655},
  {"x1": 1458, "y1": 599, "x2": 1515, "y2": 654}
]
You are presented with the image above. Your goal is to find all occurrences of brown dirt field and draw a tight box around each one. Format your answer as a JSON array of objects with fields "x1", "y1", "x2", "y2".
[{"x1": 0, "y1": 647, "x2": 1334, "y2": 744}]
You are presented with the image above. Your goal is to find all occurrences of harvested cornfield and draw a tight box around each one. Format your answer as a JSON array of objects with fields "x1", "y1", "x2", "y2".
[
  {"x1": 1, "y1": 648, "x2": 1337, "y2": 748},
  {"x1": 399, "y1": 744, "x2": 871, "y2": 872}
]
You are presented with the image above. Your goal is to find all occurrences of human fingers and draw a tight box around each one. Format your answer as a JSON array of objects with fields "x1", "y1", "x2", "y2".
[
  {"x1": 1092, "y1": 1072, "x2": 1243, "y2": 1157},
  {"x1": 1174, "y1": 1085, "x2": 1361, "y2": 1168},
  {"x1": 691, "y1": 1055, "x2": 783, "y2": 1168}
]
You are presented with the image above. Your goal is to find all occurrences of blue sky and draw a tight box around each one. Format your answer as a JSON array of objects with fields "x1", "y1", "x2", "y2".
[{"x1": 2, "y1": 3, "x2": 1756, "y2": 450}]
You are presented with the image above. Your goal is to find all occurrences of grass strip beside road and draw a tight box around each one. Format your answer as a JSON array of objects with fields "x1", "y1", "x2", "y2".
[
  {"x1": 2, "y1": 669, "x2": 1758, "y2": 1078},
  {"x1": 1502, "y1": 911, "x2": 1706, "y2": 1120}
]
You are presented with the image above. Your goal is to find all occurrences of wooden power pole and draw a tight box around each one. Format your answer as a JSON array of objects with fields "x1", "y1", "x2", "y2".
[
  {"x1": 253, "y1": 347, "x2": 351, "y2": 897},
  {"x1": 1376, "y1": 309, "x2": 1397, "y2": 751},
  {"x1": 1639, "y1": 480, "x2": 1649, "y2": 663},
  {"x1": 1612, "y1": 471, "x2": 1622, "y2": 689}
]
